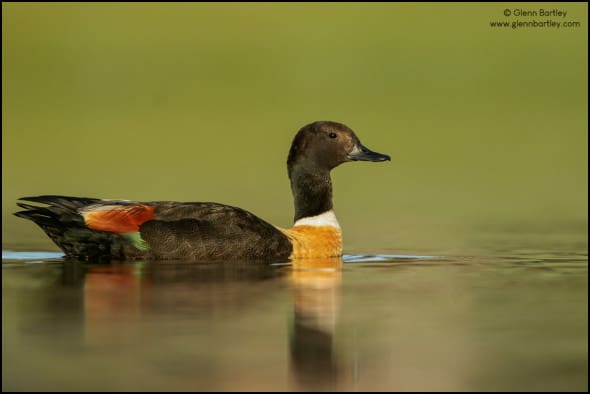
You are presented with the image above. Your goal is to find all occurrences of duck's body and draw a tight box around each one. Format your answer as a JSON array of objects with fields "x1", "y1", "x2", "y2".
[{"x1": 15, "y1": 121, "x2": 389, "y2": 262}]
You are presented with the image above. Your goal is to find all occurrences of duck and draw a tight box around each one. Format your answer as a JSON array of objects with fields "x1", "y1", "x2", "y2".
[{"x1": 15, "y1": 121, "x2": 390, "y2": 262}]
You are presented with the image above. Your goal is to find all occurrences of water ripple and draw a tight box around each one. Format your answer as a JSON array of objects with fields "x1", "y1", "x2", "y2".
[
  {"x1": 1, "y1": 250, "x2": 440, "y2": 265},
  {"x1": 2, "y1": 250, "x2": 65, "y2": 261},
  {"x1": 342, "y1": 253, "x2": 440, "y2": 263}
]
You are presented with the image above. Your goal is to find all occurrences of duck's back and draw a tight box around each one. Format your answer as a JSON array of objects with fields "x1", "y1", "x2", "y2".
[
  {"x1": 142, "y1": 202, "x2": 292, "y2": 261},
  {"x1": 15, "y1": 196, "x2": 293, "y2": 262}
]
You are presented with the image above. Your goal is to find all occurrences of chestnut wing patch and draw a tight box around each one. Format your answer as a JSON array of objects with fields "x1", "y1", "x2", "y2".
[{"x1": 81, "y1": 204, "x2": 155, "y2": 233}]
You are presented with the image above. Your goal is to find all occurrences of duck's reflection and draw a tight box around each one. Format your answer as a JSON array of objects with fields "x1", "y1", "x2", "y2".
[
  {"x1": 80, "y1": 262, "x2": 284, "y2": 346},
  {"x1": 60, "y1": 258, "x2": 345, "y2": 388},
  {"x1": 289, "y1": 258, "x2": 343, "y2": 390}
]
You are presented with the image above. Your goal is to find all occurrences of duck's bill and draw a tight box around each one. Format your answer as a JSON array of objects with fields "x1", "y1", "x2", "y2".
[{"x1": 347, "y1": 143, "x2": 391, "y2": 162}]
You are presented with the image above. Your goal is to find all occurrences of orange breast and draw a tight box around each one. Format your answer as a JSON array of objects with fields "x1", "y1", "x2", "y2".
[{"x1": 280, "y1": 225, "x2": 342, "y2": 259}]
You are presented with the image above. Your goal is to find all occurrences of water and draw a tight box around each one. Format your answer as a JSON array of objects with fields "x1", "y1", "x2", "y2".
[{"x1": 2, "y1": 241, "x2": 587, "y2": 391}]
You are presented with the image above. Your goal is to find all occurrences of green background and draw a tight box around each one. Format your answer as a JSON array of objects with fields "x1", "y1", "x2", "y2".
[{"x1": 3, "y1": 3, "x2": 587, "y2": 252}]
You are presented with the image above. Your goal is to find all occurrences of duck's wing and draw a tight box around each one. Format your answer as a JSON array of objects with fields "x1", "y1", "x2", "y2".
[
  {"x1": 140, "y1": 202, "x2": 293, "y2": 261},
  {"x1": 15, "y1": 196, "x2": 292, "y2": 261}
]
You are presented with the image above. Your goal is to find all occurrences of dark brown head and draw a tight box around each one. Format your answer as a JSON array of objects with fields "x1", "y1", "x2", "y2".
[{"x1": 287, "y1": 121, "x2": 390, "y2": 172}]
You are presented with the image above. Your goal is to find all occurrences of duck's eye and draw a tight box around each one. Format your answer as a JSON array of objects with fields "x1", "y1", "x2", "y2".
[{"x1": 329, "y1": 132, "x2": 337, "y2": 139}]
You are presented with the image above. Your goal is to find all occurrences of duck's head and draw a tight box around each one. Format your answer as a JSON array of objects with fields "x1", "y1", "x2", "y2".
[{"x1": 287, "y1": 121, "x2": 390, "y2": 172}]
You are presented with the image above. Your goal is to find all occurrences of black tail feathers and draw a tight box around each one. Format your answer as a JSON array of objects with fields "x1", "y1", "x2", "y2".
[{"x1": 14, "y1": 195, "x2": 136, "y2": 262}]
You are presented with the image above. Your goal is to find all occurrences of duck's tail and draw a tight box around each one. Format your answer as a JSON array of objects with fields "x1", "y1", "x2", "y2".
[{"x1": 14, "y1": 195, "x2": 129, "y2": 261}]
